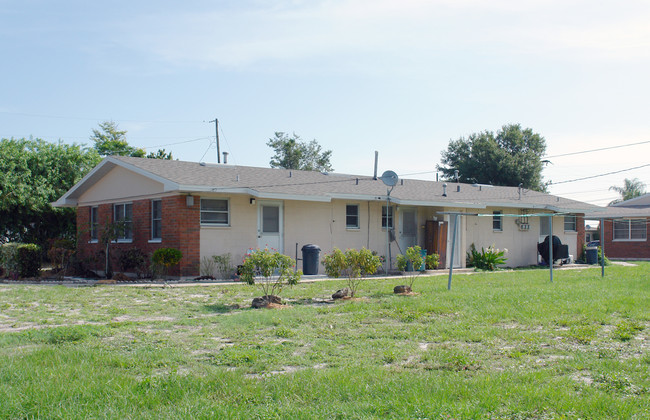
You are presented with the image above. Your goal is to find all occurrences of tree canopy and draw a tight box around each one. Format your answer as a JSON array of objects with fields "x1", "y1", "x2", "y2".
[
  {"x1": 267, "y1": 132, "x2": 333, "y2": 172},
  {"x1": 437, "y1": 124, "x2": 547, "y2": 191},
  {"x1": 0, "y1": 138, "x2": 102, "y2": 247},
  {"x1": 609, "y1": 178, "x2": 646, "y2": 205},
  {"x1": 91, "y1": 121, "x2": 172, "y2": 160}
]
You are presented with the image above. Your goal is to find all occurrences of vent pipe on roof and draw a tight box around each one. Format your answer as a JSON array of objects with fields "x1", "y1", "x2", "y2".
[
  {"x1": 373, "y1": 151, "x2": 378, "y2": 180},
  {"x1": 518, "y1": 183, "x2": 522, "y2": 200},
  {"x1": 457, "y1": 185, "x2": 460, "y2": 192},
  {"x1": 289, "y1": 171, "x2": 292, "y2": 178},
  {"x1": 222, "y1": 152, "x2": 229, "y2": 164},
  {"x1": 454, "y1": 170, "x2": 459, "y2": 183},
  {"x1": 442, "y1": 183, "x2": 447, "y2": 197}
]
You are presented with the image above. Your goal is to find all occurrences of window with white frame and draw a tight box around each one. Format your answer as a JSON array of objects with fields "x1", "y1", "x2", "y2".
[
  {"x1": 613, "y1": 218, "x2": 646, "y2": 241},
  {"x1": 493, "y1": 211, "x2": 503, "y2": 231},
  {"x1": 113, "y1": 203, "x2": 133, "y2": 241},
  {"x1": 151, "y1": 200, "x2": 162, "y2": 240},
  {"x1": 90, "y1": 206, "x2": 98, "y2": 241},
  {"x1": 201, "y1": 198, "x2": 229, "y2": 226},
  {"x1": 382, "y1": 205, "x2": 394, "y2": 229},
  {"x1": 346, "y1": 204, "x2": 359, "y2": 229},
  {"x1": 564, "y1": 215, "x2": 577, "y2": 232}
]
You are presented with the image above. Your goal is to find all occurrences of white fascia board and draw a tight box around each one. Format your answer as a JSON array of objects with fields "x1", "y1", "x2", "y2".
[
  {"x1": 181, "y1": 185, "x2": 332, "y2": 202},
  {"x1": 255, "y1": 192, "x2": 331, "y2": 202},
  {"x1": 391, "y1": 199, "x2": 487, "y2": 209},
  {"x1": 328, "y1": 193, "x2": 381, "y2": 201}
]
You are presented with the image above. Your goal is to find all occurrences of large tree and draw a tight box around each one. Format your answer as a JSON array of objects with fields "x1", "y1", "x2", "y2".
[
  {"x1": 267, "y1": 132, "x2": 333, "y2": 172},
  {"x1": 0, "y1": 138, "x2": 102, "y2": 247},
  {"x1": 609, "y1": 178, "x2": 646, "y2": 205},
  {"x1": 91, "y1": 121, "x2": 172, "y2": 159},
  {"x1": 91, "y1": 121, "x2": 145, "y2": 157},
  {"x1": 437, "y1": 124, "x2": 547, "y2": 191}
]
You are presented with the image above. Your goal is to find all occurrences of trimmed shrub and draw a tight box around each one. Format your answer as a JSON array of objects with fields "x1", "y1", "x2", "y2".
[
  {"x1": 0, "y1": 243, "x2": 21, "y2": 278},
  {"x1": 321, "y1": 248, "x2": 348, "y2": 278},
  {"x1": 17, "y1": 244, "x2": 42, "y2": 278},
  {"x1": 240, "y1": 248, "x2": 301, "y2": 302},
  {"x1": 321, "y1": 247, "x2": 381, "y2": 297},
  {"x1": 152, "y1": 248, "x2": 182, "y2": 278}
]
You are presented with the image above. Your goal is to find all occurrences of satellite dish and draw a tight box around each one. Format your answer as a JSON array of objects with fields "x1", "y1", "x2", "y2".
[{"x1": 380, "y1": 170, "x2": 398, "y2": 187}]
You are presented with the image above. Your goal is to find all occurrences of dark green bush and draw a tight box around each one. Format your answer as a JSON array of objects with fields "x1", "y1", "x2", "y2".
[
  {"x1": 0, "y1": 243, "x2": 21, "y2": 277},
  {"x1": 152, "y1": 248, "x2": 183, "y2": 268},
  {"x1": 17, "y1": 244, "x2": 42, "y2": 278},
  {"x1": 119, "y1": 247, "x2": 148, "y2": 275}
]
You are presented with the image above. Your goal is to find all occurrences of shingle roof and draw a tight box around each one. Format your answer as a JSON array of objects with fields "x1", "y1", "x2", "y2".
[{"x1": 55, "y1": 156, "x2": 607, "y2": 214}]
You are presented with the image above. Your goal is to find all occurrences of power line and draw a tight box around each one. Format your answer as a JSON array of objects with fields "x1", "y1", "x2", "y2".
[
  {"x1": 0, "y1": 110, "x2": 204, "y2": 124},
  {"x1": 550, "y1": 163, "x2": 650, "y2": 185},
  {"x1": 146, "y1": 137, "x2": 211, "y2": 149},
  {"x1": 544, "y1": 140, "x2": 650, "y2": 159}
]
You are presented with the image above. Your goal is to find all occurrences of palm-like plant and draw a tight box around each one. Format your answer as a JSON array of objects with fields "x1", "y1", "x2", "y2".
[{"x1": 609, "y1": 178, "x2": 646, "y2": 205}]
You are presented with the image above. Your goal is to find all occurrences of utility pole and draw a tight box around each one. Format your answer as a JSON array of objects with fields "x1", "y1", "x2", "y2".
[{"x1": 209, "y1": 118, "x2": 221, "y2": 163}]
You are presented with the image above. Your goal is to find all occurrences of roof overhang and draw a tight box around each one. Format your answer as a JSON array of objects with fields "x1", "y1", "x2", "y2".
[{"x1": 52, "y1": 157, "x2": 179, "y2": 207}]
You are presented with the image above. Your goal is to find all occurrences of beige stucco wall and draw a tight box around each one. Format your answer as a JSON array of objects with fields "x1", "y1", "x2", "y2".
[
  {"x1": 199, "y1": 194, "x2": 258, "y2": 267},
  {"x1": 464, "y1": 209, "x2": 579, "y2": 267},
  {"x1": 78, "y1": 166, "x2": 165, "y2": 205},
  {"x1": 196, "y1": 196, "x2": 581, "y2": 271}
]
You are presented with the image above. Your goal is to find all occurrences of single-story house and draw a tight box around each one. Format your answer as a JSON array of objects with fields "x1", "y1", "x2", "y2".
[
  {"x1": 53, "y1": 156, "x2": 603, "y2": 277},
  {"x1": 592, "y1": 194, "x2": 650, "y2": 260}
]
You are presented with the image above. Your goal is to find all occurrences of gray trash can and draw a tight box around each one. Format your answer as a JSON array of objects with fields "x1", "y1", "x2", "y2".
[
  {"x1": 586, "y1": 246, "x2": 598, "y2": 264},
  {"x1": 301, "y1": 244, "x2": 321, "y2": 275}
]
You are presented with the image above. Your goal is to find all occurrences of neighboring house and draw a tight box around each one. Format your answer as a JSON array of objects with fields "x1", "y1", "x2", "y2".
[
  {"x1": 584, "y1": 220, "x2": 600, "y2": 244},
  {"x1": 595, "y1": 194, "x2": 650, "y2": 260},
  {"x1": 53, "y1": 156, "x2": 601, "y2": 277}
]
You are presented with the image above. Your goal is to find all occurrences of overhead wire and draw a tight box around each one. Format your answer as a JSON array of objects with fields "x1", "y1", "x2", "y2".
[
  {"x1": 0, "y1": 110, "x2": 203, "y2": 124},
  {"x1": 544, "y1": 140, "x2": 650, "y2": 159},
  {"x1": 550, "y1": 163, "x2": 650, "y2": 185}
]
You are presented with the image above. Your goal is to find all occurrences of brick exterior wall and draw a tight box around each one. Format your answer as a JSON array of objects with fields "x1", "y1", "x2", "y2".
[
  {"x1": 576, "y1": 215, "x2": 585, "y2": 259},
  {"x1": 76, "y1": 195, "x2": 200, "y2": 277},
  {"x1": 602, "y1": 219, "x2": 650, "y2": 259}
]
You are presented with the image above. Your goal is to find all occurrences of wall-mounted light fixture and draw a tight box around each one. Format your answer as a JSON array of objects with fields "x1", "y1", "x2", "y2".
[
  {"x1": 250, "y1": 198, "x2": 256, "y2": 205},
  {"x1": 186, "y1": 195, "x2": 194, "y2": 207}
]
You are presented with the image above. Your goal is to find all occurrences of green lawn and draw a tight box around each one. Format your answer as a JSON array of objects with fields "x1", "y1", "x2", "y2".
[{"x1": 0, "y1": 264, "x2": 648, "y2": 419}]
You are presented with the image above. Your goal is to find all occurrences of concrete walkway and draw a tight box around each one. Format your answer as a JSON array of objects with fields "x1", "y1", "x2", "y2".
[{"x1": 0, "y1": 262, "x2": 633, "y2": 288}]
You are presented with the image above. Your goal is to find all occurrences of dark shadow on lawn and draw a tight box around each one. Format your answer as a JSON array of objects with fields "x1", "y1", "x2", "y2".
[{"x1": 202, "y1": 303, "x2": 243, "y2": 314}]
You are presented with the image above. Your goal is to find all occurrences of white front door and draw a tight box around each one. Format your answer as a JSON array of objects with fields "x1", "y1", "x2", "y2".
[
  {"x1": 257, "y1": 201, "x2": 283, "y2": 252},
  {"x1": 400, "y1": 208, "x2": 418, "y2": 251}
]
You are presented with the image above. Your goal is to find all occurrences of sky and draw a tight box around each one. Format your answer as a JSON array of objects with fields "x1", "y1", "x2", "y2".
[{"x1": 2, "y1": 0, "x2": 650, "y2": 206}]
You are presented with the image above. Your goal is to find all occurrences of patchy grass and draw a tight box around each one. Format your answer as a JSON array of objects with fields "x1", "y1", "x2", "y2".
[{"x1": 0, "y1": 263, "x2": 648, "y2": 418}]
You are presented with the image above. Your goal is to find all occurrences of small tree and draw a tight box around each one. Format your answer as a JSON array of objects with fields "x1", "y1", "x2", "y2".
[
  {"x1": 240, "y1": 248, "x2": 301, "y2": 304},
  {"x1": 322, "y1": 248, "x2": 381, "y2": 297},
  {"x1": 395, "y1": 245, "x2": 425, "y2": 291},
  {"x1": 152, "y1": 248, "x2": 183, "y2": 279},
  {"x1": 98, "y1": 219, "x2": 129, "y2": 279}
]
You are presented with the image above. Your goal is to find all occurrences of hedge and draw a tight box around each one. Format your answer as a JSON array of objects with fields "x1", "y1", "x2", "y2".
[{"x1": 0, "y1": 243, "x2": 42, "y2": 278}]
